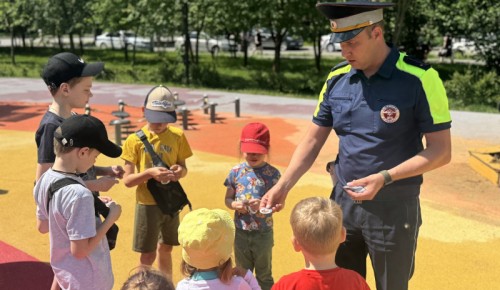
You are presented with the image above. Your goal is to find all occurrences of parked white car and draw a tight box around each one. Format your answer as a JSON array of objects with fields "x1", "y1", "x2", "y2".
[
  {"x1": 452, "y1": 38, "x2": 477, "y2": 55},
  {"x1": 321, "y1": 33, "x2": 341, "y2": 52},
  {"x1": 95, "y1": 31, "x2": 151, "y2": 50},
  {"x1": 175, "y1": 32, "x2": 222, "y2": 54}
]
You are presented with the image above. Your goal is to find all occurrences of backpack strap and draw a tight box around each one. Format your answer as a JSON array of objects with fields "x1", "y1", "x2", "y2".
[
  {"x1": 135, "y1": 129, "x2": 170, "y2": 169},
  {"x1": 46, "y1": 178, "x2": 83, "y2": 212}
]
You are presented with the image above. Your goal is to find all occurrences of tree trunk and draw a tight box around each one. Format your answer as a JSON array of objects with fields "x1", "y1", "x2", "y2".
[
  {"x1": 10, "y1": 27, "x2": 16, "y2": 65},
  {"x1": 69, "y1": 33, "x2": 75, "y2": 51},
  {"x1": 242, "y1": 31, "x2": 249, "y2": 67},
  {"x1": 314, "y1": 32, "x2": 322, "y2": 73},
  {"x1": 79, "y1": 33, "x2": 84, "y2": 55},
  {"x1": 393, "y1": 0, "x2": 412, "y2": 46},
  {"x1": 57, "y1": 34, "x2": 64, "y2": 51}
]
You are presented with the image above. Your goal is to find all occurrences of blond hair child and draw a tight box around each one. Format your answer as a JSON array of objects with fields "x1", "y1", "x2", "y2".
[{"x1": 272, "y1": 197, "x2": 370, "y2": 290}]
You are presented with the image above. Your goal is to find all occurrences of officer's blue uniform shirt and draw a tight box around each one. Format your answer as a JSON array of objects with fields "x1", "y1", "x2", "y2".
[{"x1": 313, "y1": 47, "x2": 451, "y2": 199}]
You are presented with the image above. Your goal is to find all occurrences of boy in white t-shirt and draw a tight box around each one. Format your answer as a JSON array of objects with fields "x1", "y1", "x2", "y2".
[{"x1": 34, "y1": 115, "x2": 122, "y2": 290}]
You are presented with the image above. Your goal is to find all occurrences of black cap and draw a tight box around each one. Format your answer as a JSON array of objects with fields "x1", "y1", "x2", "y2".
[
  {"x1": 42, "y1": 52, "x2": 104, "y2": 89},
  {"x1": 54, "y1": 115, "x2": 122, "y2": 158},
  {"x1": 316, "y1": 1, "x2": 395, "y2": 43}
]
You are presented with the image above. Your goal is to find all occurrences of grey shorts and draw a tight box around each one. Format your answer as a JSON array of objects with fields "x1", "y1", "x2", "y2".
[{"x1": 133, "y1": 204, "x2": 180, "y2": 253}]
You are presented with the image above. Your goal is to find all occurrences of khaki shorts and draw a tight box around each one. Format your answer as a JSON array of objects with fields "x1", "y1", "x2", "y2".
[{"x1": 133, "y1": 204, "x2": 180, "y2": 253}]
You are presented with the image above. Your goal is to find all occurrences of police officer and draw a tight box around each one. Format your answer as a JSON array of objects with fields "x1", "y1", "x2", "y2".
[{"x1": 261, "y1": 1, "x2": 452, "y2": 290}]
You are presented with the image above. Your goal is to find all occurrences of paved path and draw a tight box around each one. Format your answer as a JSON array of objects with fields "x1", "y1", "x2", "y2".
[{"x1": 1, "y1": 77, "x2": 499, "y2": 143}]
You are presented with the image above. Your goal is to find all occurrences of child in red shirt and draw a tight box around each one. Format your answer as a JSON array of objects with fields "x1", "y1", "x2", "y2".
[{"x1": 272, "y1": 197, "x2": 370, "y2": 290}]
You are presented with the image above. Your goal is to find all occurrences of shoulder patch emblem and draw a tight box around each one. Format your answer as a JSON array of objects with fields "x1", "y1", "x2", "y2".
[{"x1": 380, "y1": 105, "x2": 400, "y2": 123}]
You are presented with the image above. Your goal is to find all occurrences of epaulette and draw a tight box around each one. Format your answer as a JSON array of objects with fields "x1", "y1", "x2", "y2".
[
  {"x1": 331, "y1": 60, "x2": 349, "y2": 72},
  {"x1": 403, "y1": 55, "x2": 431, "y2": 70}
]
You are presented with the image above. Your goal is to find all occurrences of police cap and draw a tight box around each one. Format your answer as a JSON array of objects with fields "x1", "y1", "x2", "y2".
[{"x1": 316, "y1": 1, "x2": 395, "y2": 43}]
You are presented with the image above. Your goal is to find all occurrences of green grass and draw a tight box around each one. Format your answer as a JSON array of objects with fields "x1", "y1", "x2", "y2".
[{"x1": 0, "y1": 46, "x2": 497, "y2": 112}]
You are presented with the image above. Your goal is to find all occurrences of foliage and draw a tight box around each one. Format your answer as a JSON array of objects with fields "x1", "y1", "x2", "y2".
[
  {"x1": 2, "y1": 47, "x2": 497, "y2": 113},
  {"x1": 424, "y1": 0, "x2": 499, "y2": 73},
  {"x1": 444, "y1": 69, "x2": 500, "y2": 110}
]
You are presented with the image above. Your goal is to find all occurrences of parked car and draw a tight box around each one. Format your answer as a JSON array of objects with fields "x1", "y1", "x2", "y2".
[
  {"x1": 452, "y1": 38, "x2": 477, "y2": 55},
  {"x1": 175, "y1": 32, "x2": 222, "y2": 54},
  {"x1": 254, "y1": 28, "x2": 303, "y2": 51},
  {"x1": 321, "y1": 33, "x2": 341, "y2": 52},
  {"x1": 95, "y1": 31, "x2": 151, "y2": 50}
]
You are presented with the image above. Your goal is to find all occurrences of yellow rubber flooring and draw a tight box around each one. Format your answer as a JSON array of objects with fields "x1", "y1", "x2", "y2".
[{"x1": 1, "y1": 123, "x2": 500, "y2": 289}]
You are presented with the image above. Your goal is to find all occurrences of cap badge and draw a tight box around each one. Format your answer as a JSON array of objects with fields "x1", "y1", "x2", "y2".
[
  {"x1": 380, "y1": 105, "x2": 400, "y2": 123},
  {"x1": 151, "y1": 100, "x2": 173, "y2": 109},
  {"x1": 330, "y1": 20, "x2": 337, "y2": 30}
]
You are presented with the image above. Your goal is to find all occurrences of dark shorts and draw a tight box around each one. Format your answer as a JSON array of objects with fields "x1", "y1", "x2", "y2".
[{"x1": 133, "y1": 204, "x2": 180, "y2": 253}]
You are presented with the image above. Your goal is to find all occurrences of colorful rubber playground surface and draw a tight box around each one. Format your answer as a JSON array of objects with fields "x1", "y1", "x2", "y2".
[{"x1": 0, "y1": 78, "x2": 499, "y2": 289}]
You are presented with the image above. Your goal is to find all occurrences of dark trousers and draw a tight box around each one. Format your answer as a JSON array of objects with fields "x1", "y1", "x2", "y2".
[{"x1": 331, "y1": 185, "x2": 422, "y2": 290}]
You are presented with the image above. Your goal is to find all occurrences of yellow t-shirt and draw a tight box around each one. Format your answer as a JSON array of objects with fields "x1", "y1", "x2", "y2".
[{"x1": 121, "y1": 125, "x2": 193, "y2": 204}]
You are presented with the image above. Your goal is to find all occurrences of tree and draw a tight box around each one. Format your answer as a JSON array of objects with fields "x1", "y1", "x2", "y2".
[
  {"x1": 425, "y1": 0, "x2": 499, "y2": 72},
  {"x1": 260, "y1": 0, "x2": 306, "y2": 73},
  {"x1": 300, "y1": 0, "x2": 331, "y2": 73}
]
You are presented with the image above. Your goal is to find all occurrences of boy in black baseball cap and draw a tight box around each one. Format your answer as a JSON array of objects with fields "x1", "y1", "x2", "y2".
[
  {"x1": 34, "y1": 114, "x2": 122, "y2": 290},
  {"x1": 36, "y1": 52, "x2": 122, "y2": 188},
  {"x1": 36, "y1": 52, "x2": 111, "y2": 180},
  {"x1": 35, "y1": 53, "x2": 123, "y2": 290}
]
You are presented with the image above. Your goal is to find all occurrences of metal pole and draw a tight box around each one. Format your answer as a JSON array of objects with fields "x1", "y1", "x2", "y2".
[
  {"x1": 210, "y1": 102, "x2": 217, "y2": 123},
  {"x1": 182, "y1": 107, "x2": 188, "y2": 130},
  {"x1": 118, "y1": 99, "x2": 125, "y2": 112},
  {"x1": 235, "y1": 98, "x2": 240, "y2": 118},
  {"x1": 114, "y1": 123, "x2": 122, "y2": 146},
  {"x1": 203, "y1": 94, "x2": 209, "y2": 114}
]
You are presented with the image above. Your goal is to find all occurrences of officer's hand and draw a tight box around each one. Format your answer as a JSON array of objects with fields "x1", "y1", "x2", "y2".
[
  {"x1": 344, "y1": 173, "x2": 385, "y2": 202},
  {"x1": 260, "y1": 184, "x2": 287, "y2": 213}
]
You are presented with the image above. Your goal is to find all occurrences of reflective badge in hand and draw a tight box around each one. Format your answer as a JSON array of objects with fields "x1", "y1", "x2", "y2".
[
  {"x1": 343, "y1": 185, "x2": 366, "y2": 193},
  {"x1": 259, "y1": 208, "x2": 272, "y2": 214}
]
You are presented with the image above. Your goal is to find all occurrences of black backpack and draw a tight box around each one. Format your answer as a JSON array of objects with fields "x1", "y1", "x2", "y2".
[{"x1": 46, "y1": 178, "x2": 119, "y2": 250}]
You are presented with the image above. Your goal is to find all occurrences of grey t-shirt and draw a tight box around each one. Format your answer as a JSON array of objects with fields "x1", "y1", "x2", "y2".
[{"x1": 34, "y1": 169, "x2": 113, "y2": 290}]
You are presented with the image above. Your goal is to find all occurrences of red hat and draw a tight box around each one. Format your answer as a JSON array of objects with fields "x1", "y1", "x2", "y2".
[{"x1": 240, "y1": 123, "x2": 270, "y2": 154}]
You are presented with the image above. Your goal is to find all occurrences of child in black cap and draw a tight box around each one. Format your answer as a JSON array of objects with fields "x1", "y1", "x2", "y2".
[
  {"x1": 36, "y1": 52, "x2": 124, "y2": 290},
  {"x1": 35, "y1": 52, "x2": 123, "y2": 187},
  {"x1": 34, "y1": 114, "x2": 123, "y2": 290}
]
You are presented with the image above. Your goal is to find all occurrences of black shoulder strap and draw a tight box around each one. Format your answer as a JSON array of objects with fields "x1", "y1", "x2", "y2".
[
  {"x1": 135, "y1": 129, "x2": 169, "y2": 168},
  {"x1": 46, "y1": 178, "x2": 83, "y2": 211}
]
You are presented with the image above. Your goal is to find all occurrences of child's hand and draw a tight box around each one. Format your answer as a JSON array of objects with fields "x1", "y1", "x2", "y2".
[
  {"x1": 99, "y1": 196, "x2": 113, "y2": 204},
  {"x1": 232, "y1": 201, "x2": 248, "y2": 214},
  {"x1": 247, "y1": 198, "x2": 261, "y2": 214},
  {"x1": 110, "y1": 165, "x2": 125, "y2": 179},
  {"x1": 97, "y1": 176, "x2": 119, "y2": 192},
  {"x1": 90, "y1": 176, "x2": 119, "y2": 192},
  {"x1": 169, "y1": 164, "x2": 183, "y2": 181},
  {"x1": 106, "y1": 201, "x2": 122, "y2": 222},
  {"x1": 149, "y1": 167, "x2": 173, "y2": 184}
]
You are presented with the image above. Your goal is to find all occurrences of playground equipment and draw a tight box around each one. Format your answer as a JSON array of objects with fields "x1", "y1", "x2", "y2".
[{"x1": 468, "y1": 146, "x2": 500, "y2": 187}]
